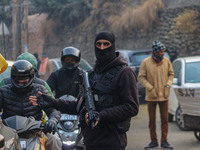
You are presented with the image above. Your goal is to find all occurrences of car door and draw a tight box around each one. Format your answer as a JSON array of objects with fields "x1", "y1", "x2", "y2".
[{"x1": 169, "y1": 60, "x2": 182, "y2": 115}]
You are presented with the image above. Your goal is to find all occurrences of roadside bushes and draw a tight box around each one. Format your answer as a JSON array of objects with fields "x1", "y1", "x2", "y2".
[{"x1": 108, "y1": 0, "x2": 164, "y2": 35}]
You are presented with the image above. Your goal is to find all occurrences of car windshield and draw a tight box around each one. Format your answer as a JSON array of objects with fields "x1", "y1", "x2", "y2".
[
  {"x1": 130, "y1": 51, "x2": 152, "y2": 65},
  {"x1": 79, "y1": 59, "x2": 92, "y2": 70},
  {"x1": 130, "y1": 51, "x2": 170, "y2": 66},
  {"x1": 185, "y1": 61, "x2": 200, "y2": 83},
  {"x1": 120, "y1": 53, "x2": 129, "y2": 62},
  {"x1": 57, "y1": 61, "x2": 61, "y2": 67},
  {"x1": 54, "y1": 58, "x2": 92, "y2": 71},
  {"x1": 0, "y1": 66, "x2": 11, "y2": 81}
]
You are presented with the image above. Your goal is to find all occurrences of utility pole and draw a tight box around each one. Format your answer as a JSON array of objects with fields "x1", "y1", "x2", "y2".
[
  {"x1": 12, "y1": 0, "x2": 22, "y2": 60},
  {"x1": 2, "y1": 22, "x2": 6, "y2": 58},
  {"x1": 24, "y1": 0, "x2": 28, "y2": 52}
]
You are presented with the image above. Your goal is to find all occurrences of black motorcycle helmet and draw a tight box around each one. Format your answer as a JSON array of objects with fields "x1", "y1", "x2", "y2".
[
  {"x1": 11, "y1": 60, "x2": 35, "y2": 93},
  {"x1": 61, "y1": 47, "x2": 81, "y2": 71}
]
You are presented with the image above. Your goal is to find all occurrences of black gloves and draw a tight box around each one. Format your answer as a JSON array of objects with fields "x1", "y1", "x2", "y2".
[
  {"x1": 94, "y1": 111, "x2": 100, "y2": 122},
  {"x1": 37, "y1": 93, "x2": 54, "y2": 109},
  {"x1": 44, "y1": 118, "x2": 58, "y2": 134},
  {"x1": 89, "y1": 111, "x2": 100, "y2": 129}
]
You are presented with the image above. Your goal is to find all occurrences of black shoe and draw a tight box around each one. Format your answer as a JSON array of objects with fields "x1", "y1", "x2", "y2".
[
  {"x1": 161, "y1": 141, "x2": 173, "y2": 149},
  {"x1": 144, "y1": 141, "x2": 158, "y2": 149}
]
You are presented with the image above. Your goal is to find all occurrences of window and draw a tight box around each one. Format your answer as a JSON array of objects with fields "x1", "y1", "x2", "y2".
[
  {"x1": 130, "y1": 51, "x2": 151, "y2": 65},
  {"x1": 0, "y1": 66, "x2": 12, "y2": 81},
  {"x1": 185, "y1": 61, "x2": 200, "y2": 83},
  {"x1": 172, "y1": 61, "x2": 182, "y2": 85}
]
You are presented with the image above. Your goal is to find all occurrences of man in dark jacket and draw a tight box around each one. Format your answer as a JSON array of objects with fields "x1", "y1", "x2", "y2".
[
  {"x1": 0, "y1": 52, "x2": 54, "y2": 98},
  {"x1": 0, "y1": 52, "x2": 54, "y2": 124},
  {"x1": 0, "y1": 60, "x2": 62, "y2": 150},
  {"x1": 46, "y1": 46, "x2": 83, "y2": 98},
  {"x1": 30, "y1": 31, "x2": 139, "y2": 150},
  {"x1": 33, "y1": 52, "x2": 41, "y2": 78}
]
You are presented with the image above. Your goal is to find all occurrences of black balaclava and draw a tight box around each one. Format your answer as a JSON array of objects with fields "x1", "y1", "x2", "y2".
[{"x1": 94, "y1": 31, "x2": 116, "y2": 66}]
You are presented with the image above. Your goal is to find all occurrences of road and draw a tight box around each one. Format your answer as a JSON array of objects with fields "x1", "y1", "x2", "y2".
[{"x1": 126, "y1": 104, "x2": 200, "y2": 150}]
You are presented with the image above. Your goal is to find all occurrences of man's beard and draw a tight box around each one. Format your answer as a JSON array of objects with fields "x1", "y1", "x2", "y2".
[{"x1": 156, "y1": 54, "x2": 164, "y2": 61}]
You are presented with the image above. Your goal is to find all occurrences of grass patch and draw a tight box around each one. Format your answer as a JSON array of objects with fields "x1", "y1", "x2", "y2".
[
  {"x1": 108, "y1": 0, "x2": 164, "y2": 35},
  {"x1": 170, "y1": 9, "x2": 200, "y2": 36}
]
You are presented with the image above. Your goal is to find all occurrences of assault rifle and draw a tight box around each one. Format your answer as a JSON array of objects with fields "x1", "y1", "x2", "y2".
[{"x1": 81, "y1": 71, "x2": 97, "y2": 129}]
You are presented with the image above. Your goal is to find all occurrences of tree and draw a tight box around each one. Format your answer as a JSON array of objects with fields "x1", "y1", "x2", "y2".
[
  {"x1": 0, "y1": 0, "x2": 12, "y2": 26},
  {"x1": 30, "y1": 0, "x2": 92, "y2": 28}
]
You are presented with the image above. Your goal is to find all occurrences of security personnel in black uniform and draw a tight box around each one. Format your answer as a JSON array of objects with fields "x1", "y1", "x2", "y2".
[{"x1": 29, "y1": 31, "x2": 139, "y2": 150}]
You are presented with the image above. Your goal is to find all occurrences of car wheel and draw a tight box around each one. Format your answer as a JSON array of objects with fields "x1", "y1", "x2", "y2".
[
  {"x1": 175, "y1": 105, "x2": 186, "y2": 130},
  {"x1": 194, "y1": 131, "x2": 200, "y2": 141},
  {"x1": 168, "y1": 113, "x2": 174, "y2": 122}
]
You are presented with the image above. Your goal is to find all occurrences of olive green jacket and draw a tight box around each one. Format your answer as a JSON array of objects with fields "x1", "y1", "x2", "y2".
[{"x1": 138, "y1": 56, "x2": 174, "y2": 102}]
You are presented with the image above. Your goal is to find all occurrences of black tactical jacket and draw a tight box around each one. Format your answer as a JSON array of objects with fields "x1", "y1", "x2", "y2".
[
  {"x1": 51, "y1": 52, "x2": 139, "y2": 150},
  {"x1": 47, "y1": 68, "x2": 82, "y2": 98},
  {"x1": 81, "y1": 53, "x2": 139, "y2": 150}
]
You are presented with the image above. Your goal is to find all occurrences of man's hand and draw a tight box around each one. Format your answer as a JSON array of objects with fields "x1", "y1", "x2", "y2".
[
  {"x1": 165, "y1": 84, "x2": 170, "y2": 88},
  {"x1": 44, "y1": 118, "x2": 57, "y2": 134},
  {"x1": 29, "y1": 91, "x2": 54, "y2": 109},
  {"x1": 85, "y1": 111, "x2": 100, "y2": 127}
]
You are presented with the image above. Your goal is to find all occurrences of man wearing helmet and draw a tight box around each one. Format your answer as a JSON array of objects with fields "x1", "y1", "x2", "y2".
[
  {"x1": 47, "y1": 46, "x2": 82, "y2": 98},
  {"x1": 0, "y1": 60, "x2": 62, "y2": 150},
  {"x1": 0, "y1": 52, "x2": 54, "y2": 98},
  {"x1": 0, "y1": 54, "x2": 22, "y2": 150},
  {"x1": 138, "y1": 41, "x2": 174, "y2": 149}
]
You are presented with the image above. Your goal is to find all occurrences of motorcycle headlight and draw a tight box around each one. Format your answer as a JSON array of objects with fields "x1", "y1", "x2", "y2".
[
  {"x1": 59, "y1": 114, "x2": 78, "y2": 131},
  {"x1": 63, "y1": 121, "x2": 74, "y2": 130},
  {"x1": 63, "y1": 140, "x2": 75, "y2": 146},
  {"x1": 58, "y1": 129, "x2": 80, "y2": 146}
]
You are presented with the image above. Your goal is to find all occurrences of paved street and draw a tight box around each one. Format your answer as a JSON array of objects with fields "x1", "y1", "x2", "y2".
[{"x1": 126, "y1": 104, "x2": 200, "y2": 150}]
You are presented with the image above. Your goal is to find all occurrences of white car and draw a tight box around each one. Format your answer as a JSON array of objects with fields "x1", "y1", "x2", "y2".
[
  {"x1": 0, "y1": 60, "x2": 15, "y2": 82},
  {"x1": 49, "y1": 58, "x2": 92, "y2": 72},
  {"x1": 169, "y1": 56, "x2": 200, "y2": 130}
]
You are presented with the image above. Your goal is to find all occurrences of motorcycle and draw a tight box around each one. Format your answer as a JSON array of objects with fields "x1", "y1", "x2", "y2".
[
  {"x1": 3, "y1": 115, "x2": 47, "y2": 150},
  {"x1": 57, "y1": 95, "x2": 85, "y2": 150}
]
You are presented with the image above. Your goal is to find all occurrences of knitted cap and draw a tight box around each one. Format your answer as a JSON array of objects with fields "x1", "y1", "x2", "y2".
[{"x1": 152, "y1": 41, "x2": 166, "y2": 53}]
